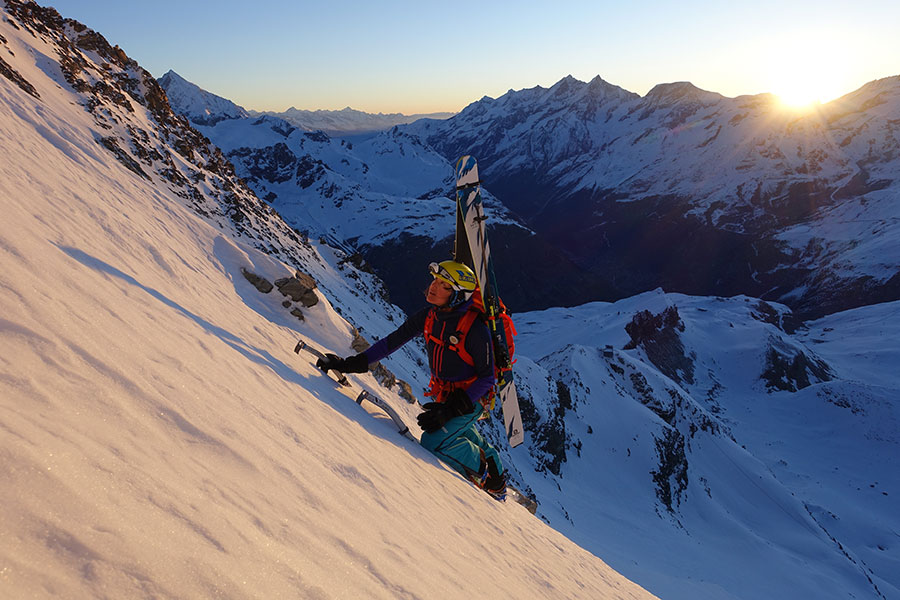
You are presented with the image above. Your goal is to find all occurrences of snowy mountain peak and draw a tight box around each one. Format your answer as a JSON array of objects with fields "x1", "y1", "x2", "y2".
[
  {"x1": 158, "y1": 69, "x2": 249, "y2": 126},
  {"x1": 587, "y1": 74, "x2": 640, "y2": 100},
  {"x1": 824, "y1": 74, "x2": 900, "y2": 115},
  {"x1": 539, "y1": 75, "x2": 639, "y2": 104},
  {"x1": 642, "y1": 81, "x2": 724, "y2": 105},
  {"x1": 550, "y1": 74, "x2": 578, "y2": 92}
]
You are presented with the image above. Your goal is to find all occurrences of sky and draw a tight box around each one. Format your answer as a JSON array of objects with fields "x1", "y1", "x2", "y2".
[{"x1": 41, "y1": 0, "x2": 900, "y2": 114}]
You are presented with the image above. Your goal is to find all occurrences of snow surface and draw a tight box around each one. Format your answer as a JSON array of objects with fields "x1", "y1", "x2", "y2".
[
  {"x1": 0, "y1": 7, "x2": 655, "y2": 599},
  {"x1": 513, "y1": 291, "x2": 899, "y2": 599}
]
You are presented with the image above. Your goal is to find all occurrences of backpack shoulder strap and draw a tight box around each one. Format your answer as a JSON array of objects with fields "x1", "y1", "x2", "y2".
[
  {"x1": 450, "y1": 308, "x2": 482, "y2": 367},
  {"x1": 423, "y1": 308, "x2": 439, "y2": 344}
]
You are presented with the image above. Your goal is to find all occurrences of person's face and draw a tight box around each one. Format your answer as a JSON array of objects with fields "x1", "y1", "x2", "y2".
[{"x1": 426, "y1": 277, "x2": 453, "y2": 306}]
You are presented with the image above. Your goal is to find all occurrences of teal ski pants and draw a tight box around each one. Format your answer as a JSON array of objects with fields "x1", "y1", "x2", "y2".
[{"x1": 419, "y1": 405, "x2": 503, "y2": 480}]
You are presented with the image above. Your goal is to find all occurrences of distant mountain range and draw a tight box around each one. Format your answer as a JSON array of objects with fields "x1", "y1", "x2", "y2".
[
  {"x1": 403, "y1": 74, "x2": 900, "y2": 318},
  {"x1": 159, "y1": 74, "x2": 603, "y2": 314},
  {"x1": 250, "y1": 106, "x2": 456, "y2": 136},
  {"x1": 159, "y1": 70, "x2": 453, "y2": 135},
  {"x1": 161, "y1": 70, "x2": 900, "y2": 320}
]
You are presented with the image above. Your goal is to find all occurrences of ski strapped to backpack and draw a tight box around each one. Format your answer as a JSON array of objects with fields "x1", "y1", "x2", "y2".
[{"x1": 454, "y1": 155, "x2": 524, "y2": 447}]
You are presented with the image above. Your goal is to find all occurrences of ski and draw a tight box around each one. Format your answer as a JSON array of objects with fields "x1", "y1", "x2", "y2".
[
  {"x1": 454, "y1": 155, "x2": 525, "y2": 448},
  {"x1": 293, "y1": 338, "x2": 416, "y2": 442}
]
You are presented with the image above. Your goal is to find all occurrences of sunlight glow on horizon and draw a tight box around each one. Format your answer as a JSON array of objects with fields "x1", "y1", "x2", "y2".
[
  {"x1": 756, "y1": 29, "x2": 861, "y2": 111},
  {"x1": 39, "y1": 0, "x2": 900, "y2": 116}
]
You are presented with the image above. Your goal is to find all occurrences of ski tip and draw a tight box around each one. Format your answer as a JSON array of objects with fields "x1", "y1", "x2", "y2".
[
  {"x1": 455, "y1": 155, "x2": 475, "y2": 169},
  {"x1": 455, "y1": 155, "x2": 479, "y2": 188}
]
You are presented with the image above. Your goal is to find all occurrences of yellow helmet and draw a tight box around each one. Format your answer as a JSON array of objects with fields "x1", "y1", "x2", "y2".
[{"x1": 429, "y1": 260, "x2": 477, "y2": 292}]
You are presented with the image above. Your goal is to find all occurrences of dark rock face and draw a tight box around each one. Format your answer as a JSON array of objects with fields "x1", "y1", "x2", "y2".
[
  {"x1": 240, "y1": 269, "x2": 274, "y2": 294},
  {"x1": 274, "y1": 271, "x2": 319, "y2": 307},
  {"x1": 651, "y1": 428, "x2": 689, "y2": 514},
  {"x1": 528, "y1": 380, "x2": 572, "y2": 476},
  {"x1": 624, "y1": 306, "x2": 695, "y2": 386},
  {"x1": 231, "y1": 143, "x2": 299, "y2": 184},
  {"x1": 761, "y1": 340, "x2": 833, "y2": 392},
  {"x1": 0, "y1": 54, "x2": 40, "y2": 98}
]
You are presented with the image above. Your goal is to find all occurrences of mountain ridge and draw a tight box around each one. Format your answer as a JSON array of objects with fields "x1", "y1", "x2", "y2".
[
  {"x1": 402, "y1": 73, "x2": 900, "y2": 319},
  {"x1": 250, "y1": 105, "x2": 455, "y2": 136}
]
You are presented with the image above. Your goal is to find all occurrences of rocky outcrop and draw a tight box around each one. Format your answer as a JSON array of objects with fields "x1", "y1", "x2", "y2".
[
  {"x1": 624, "y1": 306, "x2": 695, "y2": 386},
  {"x1": 240, "y1": 268, "x2": 274, "y2": 294},
  {"x1": 274, "y1": 271, "x2": 319, "y2": 308},
  {"x1": 0, "y1": 54, "x2": 40, "y2": 98},
  {"x1": 650, "y1": 428, "x2": 689, "y2": 514},
  {"x1": 529, "y1": 380, "x2": 572, "y2": 476},
  {"x1": 761, "y1": 338, "x2": 833, "y2": 392}
]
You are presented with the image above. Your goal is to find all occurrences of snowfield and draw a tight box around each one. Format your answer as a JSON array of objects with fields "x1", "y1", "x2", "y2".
[{"x1": 0, "y1": 4, "x2": 654, "y2": 598}]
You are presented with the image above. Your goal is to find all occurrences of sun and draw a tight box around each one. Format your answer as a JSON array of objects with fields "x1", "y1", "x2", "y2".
[
  {"x1": 768, "y1": 64, "x2": 838, "y2": 111},
  {"x1": 775, "y1": 85, "x2": 822, "y2": 110},
  {"x1": 761, "y1": 32, "x2": 860, "y2": 111}
]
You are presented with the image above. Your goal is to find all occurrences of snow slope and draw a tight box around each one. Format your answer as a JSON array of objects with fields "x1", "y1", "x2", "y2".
[
  {"x1": 0, "y1": 3, "x2": 655, "y2": 599},
  {"x1": 512, "y1": 292, "x2": 899, "y2": 599}
]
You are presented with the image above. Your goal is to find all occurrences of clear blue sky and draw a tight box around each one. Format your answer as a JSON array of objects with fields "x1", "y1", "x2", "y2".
[{"x1": 44, "y1": 0, "x2": 900, "y2": 114}]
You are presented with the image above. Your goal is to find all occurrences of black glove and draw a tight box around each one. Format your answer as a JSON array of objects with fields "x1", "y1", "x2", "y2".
[
  {"x1": 416, "y1": 389, "x2": 475, "y2": 433},
  {"x1": 316, "y1": 352, "x2": 368, "y2": 374}
]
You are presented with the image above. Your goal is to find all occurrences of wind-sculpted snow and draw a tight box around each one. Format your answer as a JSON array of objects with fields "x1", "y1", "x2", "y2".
[{"x1": 1, "y1": 3, "x2": 658, "y2": 598}]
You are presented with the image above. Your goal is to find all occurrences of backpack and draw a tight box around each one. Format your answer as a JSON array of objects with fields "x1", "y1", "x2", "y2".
[{"x1": 423, "y1": 292, "x2": 517, "y2": 409}]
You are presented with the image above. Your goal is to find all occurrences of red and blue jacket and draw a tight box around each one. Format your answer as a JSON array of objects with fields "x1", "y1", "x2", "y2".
[{"x1": 363, "y1": 298, "x2": 495, "y2": 403}]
